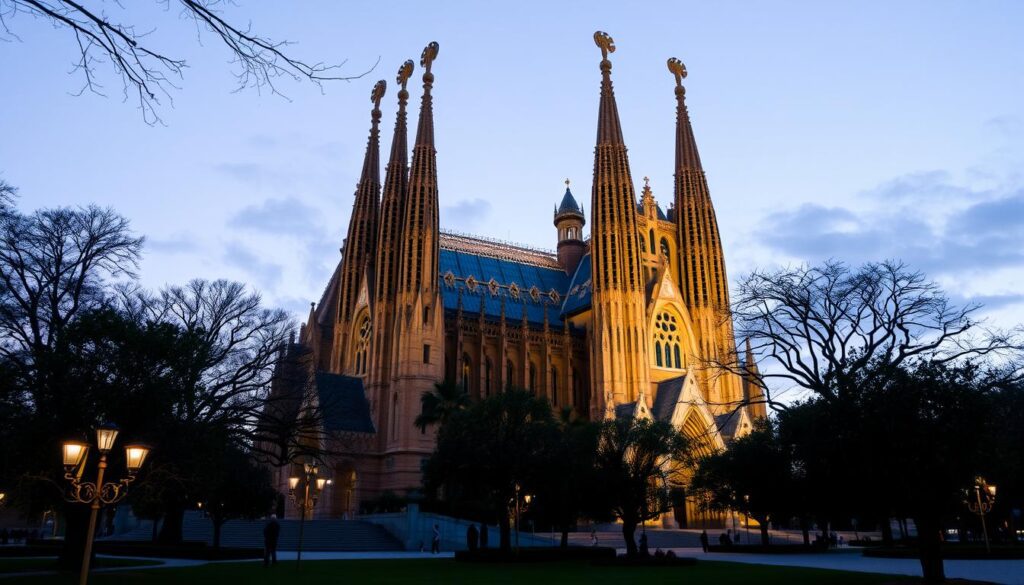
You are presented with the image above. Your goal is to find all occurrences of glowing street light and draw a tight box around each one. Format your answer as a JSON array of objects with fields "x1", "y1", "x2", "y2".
[
  {"x1": 965, "y1": 477, "x2": 997, "y2": 554},
  {"x1": 288, "y1": 462, "x2": 326, "y2": 569},
  {"x1": 61, "y1": 424, "x2": 150, "y2": 585}
]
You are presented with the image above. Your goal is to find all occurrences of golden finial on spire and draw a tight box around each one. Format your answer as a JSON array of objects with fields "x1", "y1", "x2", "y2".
[
  {"x1": 594, "y1": 31, "x2": 615, "y2": 60},
  {"x1": 667, "y1": 57, "x2": 688, "y2": 91},
  {"x1": 371, "y1": 80, "x2": 387, "y2": 109},
  {"x1": 420, "y1": 42, "x2": 440, "y2": 75},
  {"x1": 396, "y1": 59, "x2": 414, "y2": 91}
]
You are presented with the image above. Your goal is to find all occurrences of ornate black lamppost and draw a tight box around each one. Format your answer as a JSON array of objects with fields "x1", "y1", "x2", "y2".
[
  {"x1": 61, "y1": 424, "x2": 150, "y2": 585},
  {"x1": 965, "y1": 476, "x2": 997, "y2": 553},
  {"x1": 288, "y1": 462, "x2": 326, "y2": 569},
  {"x1": 510, "y1": 482, "x2": 533, "y2": 554}
]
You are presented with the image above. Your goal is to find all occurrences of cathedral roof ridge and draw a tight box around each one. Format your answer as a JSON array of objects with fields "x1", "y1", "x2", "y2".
[{"x1": 440, "y1": 229, "x2": 560, "y2": 269}]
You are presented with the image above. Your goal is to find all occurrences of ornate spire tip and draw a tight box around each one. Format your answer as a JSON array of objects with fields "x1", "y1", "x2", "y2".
[
  {"x1": 667, "y1": 57, "x2": 688, "y2": 89},
  {"x1": 396, "y1": 59, "x2": 414, "y2": 90},
  {"x1": 594, "y1": 31, "x2": 615, "y2": 60},
  {"x1": 420, "y1": 42, "x2": 440, "y2": 75},
  {"x1": 371, "y1": 79, "x2": 386, "y2": 109}
]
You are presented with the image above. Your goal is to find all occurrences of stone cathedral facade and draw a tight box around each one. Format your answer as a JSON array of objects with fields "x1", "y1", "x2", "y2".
[{"x1": 275, "y1": 34, "x2": 766, "y2": 525}]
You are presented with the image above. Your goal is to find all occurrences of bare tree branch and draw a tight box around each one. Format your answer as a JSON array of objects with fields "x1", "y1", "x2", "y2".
[
  {"x1": 706, "y1": 260, "x2": 1024, "y2": 411},
  {"x1": 2, "y1": 0, "x2": 375, "y2": 124}
]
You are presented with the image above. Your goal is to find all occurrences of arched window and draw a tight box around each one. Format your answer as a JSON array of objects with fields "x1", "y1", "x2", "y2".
[
  {"x1": 353, "y1": 313, "x2": 371, "y2": 376},
  {"x1": 653, "y1": 309, "x2": 685, "y2": 371},
  {"x1": 660, "y1": 237, "x2": 671, "y2": 259},
  {"x1": 551, "y1": 367, "x2": 559, "y2": 406},
  {"x1": 648, "y1": 229, "x2": 656, "y2": 254},
  {"x1": 462, "y1": 353, "x2": 472, "y2": 395},
  {"x1": 391, "y1": 393, "x2": 399, "y2": 440},
  {"x1": 485, "y1": 358, "x2": 493, "y2": 397},
  {"x1": 529, "y1": 362, "x2": 537, "y2": 393},
  {"x1": 506, "y1": 360, "x2": 514, "y2": 389},
  {"x1": 639, "y1": 233, "x2": 647, "y2": 253}
]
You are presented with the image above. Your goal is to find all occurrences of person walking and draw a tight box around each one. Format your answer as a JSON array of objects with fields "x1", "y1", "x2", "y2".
[
  {"x1": 639, "y1": 532, "x2": 649, "y2": 557},
  {"x1": 700, "y1": 529, "x2": 709, "y2": 553},
  {"x1": 478, "y1": 523, "x2": 488, "y2": 549},
  {"x1": 431, "y1": 524, "x2": 441, "y2": 554},
  {"x1": 590, "y1": 529, "x2": 599, "y2": 547},
  {"x1": 263, "y1": 514, "x2": 280, "y2": 567},
  {"x1": 467, "y1": 523, "x2": 479, "y2": 551}
]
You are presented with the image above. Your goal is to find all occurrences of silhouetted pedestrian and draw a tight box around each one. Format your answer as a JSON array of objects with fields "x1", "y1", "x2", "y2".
[
  {"x1": 263, "y1": 515, "x2": 280, "y2": 567},
  {"x1": 467, "y1": 523, "x2": 478, "y2": 551},
  {"x1": 700, "y1": 530, "x2": 709, "y2": 553},
  {"x1": 478, "y1": 523, "x2": 488, "y2": 549},
  {"x1": 639, "y1": 532, "x2": 649, "y2": 557},
  {"x1": 431, "y1": 524, "x2": 441, "y2": 554}
]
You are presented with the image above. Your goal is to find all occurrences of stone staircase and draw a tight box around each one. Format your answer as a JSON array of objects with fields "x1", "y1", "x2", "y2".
[{"x1": 112, "y1": 511, "x2": 403, "y2": 551}]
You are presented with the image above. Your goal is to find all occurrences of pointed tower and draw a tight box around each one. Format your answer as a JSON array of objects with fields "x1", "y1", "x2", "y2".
[
  {"x1": 554, "y1": 179, "x2": 586, "y2": 275},
  {"x1": 386, "y1": 42, "x2": 444, "y2": 489},
  {"x1": 743, "y1": 339, "x2": 767, "y2": 419},
  {"x1": 332, "y1": 79, "x2": 386, "y2": 373},
  {"x1": 588, "y1": 32, "x2": 651, "y2": 416},
  {"x1": 668, "y1": 57, "x2": 742, "y2": 409},
  {"x1": 367, "y1": 60, "x2": 414, "y2": 424}
]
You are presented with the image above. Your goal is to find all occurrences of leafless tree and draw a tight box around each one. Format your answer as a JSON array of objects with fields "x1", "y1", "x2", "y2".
[
  {"x1": 127, "y1": 279, "x2": 344, "y2": 468},
  {"x1": 0, "y1": 0, "x2": 375, "y2": 123},
  {"x1": 0, "y1": 203, "x2": 143, "y2": 386},
  {"x1": 718, "y1": 260, "x2": 1022, "y2": 411}
]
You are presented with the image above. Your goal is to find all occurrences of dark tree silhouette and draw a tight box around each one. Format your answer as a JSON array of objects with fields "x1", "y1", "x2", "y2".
[
  {"x1": 719, "y1": 260, "x2": 1022, "y2": 411},
  {"x1": 0, "y1": 0, "x2": 375, "y2": 123}
]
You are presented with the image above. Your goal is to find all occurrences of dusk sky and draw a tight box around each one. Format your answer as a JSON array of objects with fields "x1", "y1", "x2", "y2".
[{"x1": 3, "y1": 0, "x2": 1023, "y2": 329}]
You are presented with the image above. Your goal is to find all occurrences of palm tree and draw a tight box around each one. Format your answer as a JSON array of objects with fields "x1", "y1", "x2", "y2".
[{"x1": 414, "y1": 380, "x2": 471, "y2": 432}]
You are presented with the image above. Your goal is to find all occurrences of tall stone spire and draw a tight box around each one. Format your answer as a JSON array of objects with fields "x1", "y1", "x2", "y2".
[
  {"x1": 396, "y1": 42, "x2": 440, "y2": 306},
  {"x1": 368, "y1": 60, "x2": 414, "y2": 421},
  {"x1": 385, "y1": 42, "x2": 444, "y2": 489},
  {"x1": 588, "y1": 31, "x2": 651, "y2": 415},
  {"x1": 333, "y1": 79, "x2": 386, "y2": 372},
  {"x1": 669, "y1": 57, "x2": 741, "y2": 408}
]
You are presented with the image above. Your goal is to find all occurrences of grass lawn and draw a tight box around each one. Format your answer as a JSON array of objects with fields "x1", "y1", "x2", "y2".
[
  {"x1": 1, "y1": 558, "x2": 913, "y2": 584},
  {"x1": 0, "y1": 557, "x2": 162, "y2": 574}
]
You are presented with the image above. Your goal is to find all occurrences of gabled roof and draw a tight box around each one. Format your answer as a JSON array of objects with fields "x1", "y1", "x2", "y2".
[
  {"x1": 315, "y1": 372, "x2": 375, "y2": 434},
  {"x1": 560, "y1": 253, "x2": 592, "y2": 317},
  {"x1": 652, "y1": 375, "x2": 686, "y2": 422}
]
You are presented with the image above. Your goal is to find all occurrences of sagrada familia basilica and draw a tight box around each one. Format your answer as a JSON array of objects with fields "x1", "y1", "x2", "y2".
[{"x1": 274, "y1": 32, "x2": 766, "y2": 526}]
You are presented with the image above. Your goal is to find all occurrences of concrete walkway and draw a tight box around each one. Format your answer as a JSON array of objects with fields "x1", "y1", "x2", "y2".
[{"x1": 671, "y1": 547, "x2": 1024, "y2": 585}]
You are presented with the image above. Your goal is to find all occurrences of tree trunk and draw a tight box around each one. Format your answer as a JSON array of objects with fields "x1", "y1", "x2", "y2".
[
  {"x1": 622, "y1": 520, "x2": 638, "y2": 557},
  {"x1": 499, "y1": 513, "x2": 511, "y2": 552},
  {"x1": 881, "y1": 518, "x2": 894, "y2": 546},
  {"x1": 915, "y1": 515, "x2": 945, "y2": 583},
  {"x1": 58, "y1": 505, "x2": 90, "y2": 570},
  {"x1": 212, "y1": 517, "x2": 223, "y2": 549},
  {"x1": 158, "y1": 503, "x2": 184, "y2": 544}
]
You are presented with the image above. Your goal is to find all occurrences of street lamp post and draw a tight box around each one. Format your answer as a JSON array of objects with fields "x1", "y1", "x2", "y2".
[
  {"x1": 288, "y1": 462, "x2": 326, "y2": 570},
  {"x1": 743, "y1": 494, "x2": 751, "y2": 545},
  {"x1": 510, "y1": 483, "x2": 532, "y2": 555},
  {"x1": 966, "y1": 477, "x2": 997, "y2": 553},
  {"x1": 61, "y1": 424, "x2": 150, "y2": 585}
]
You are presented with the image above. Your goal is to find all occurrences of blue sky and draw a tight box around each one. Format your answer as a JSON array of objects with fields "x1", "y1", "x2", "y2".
[{"x1": 2, "y1": 0, "x2": 1023, "y2": 327}]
